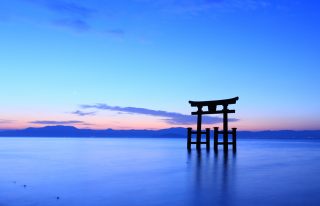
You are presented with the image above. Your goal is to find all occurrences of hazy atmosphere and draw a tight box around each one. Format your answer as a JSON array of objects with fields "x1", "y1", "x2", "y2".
[{"x1": 1, "y1": 2, "x2": 320, "y2": 206}]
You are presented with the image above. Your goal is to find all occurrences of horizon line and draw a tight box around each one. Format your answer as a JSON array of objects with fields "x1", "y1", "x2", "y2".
[{"x1": 1, "y1": 125, "x2": 320, "y2": 132}]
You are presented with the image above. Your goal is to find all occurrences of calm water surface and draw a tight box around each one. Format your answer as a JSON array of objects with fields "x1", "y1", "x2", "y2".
[{"x1": 0, "y1": 138, "x2": 320, "y2": 206}]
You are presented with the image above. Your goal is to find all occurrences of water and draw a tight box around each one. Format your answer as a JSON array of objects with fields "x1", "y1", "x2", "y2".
[{"x1": 0, "y1": 138, "x2": 320, "y2": 206}]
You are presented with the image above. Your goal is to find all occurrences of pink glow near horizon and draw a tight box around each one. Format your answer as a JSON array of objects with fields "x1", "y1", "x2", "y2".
[
  {"x1": 1, "y1": 106, "x2": 319, "y2": 131},
  {"x1": 2, "y1": 117, "x2": 319, "y2": 131}
]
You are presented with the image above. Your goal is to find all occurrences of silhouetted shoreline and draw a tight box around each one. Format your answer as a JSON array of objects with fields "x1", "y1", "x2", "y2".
[{"x1": 0, "y1": 125, "x2": 320, "y2": 139}]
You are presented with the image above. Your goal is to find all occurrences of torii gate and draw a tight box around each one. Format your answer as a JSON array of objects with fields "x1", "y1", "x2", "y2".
[{"x1": 187, "y1": 97, "x2": 239, "y2": 151}]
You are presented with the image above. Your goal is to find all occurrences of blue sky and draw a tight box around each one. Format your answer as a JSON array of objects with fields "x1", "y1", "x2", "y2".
[{"x1": 0, "y1": 0, "x2": 319, "y2": 130}]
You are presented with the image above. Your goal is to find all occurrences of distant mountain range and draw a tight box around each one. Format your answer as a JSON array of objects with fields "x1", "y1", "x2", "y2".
[
  {"x1": 0, "y1": 126, "x2": 186, "y2": 138},
  {"x1": 0, "y1": 125, "x2": 320, "y2": 139}
]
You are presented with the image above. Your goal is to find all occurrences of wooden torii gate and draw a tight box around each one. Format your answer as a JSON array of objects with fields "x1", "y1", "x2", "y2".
[{"x1": 187, "y1": 97, "x2": 239, "y2": 151}]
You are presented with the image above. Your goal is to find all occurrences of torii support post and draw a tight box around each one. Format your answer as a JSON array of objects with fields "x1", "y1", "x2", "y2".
[
  {"x1": 205, "y1": 128, "x2": 210, "y2": 149},
  {"x1": 232, "y1": 128, "x2": 237, "y2": 150},
  {"x1": 213, "y1": 126, "x2": 237, "y2": 151},
  {"x1": 214, "y1": 127, "x2": 219, "y2": 151},
  {"x1": 186, "y1": 127, "x2": 211, "y2": 150},
  {"x1": 187, "y1": 127, "x2": 192, "y2": 150}
]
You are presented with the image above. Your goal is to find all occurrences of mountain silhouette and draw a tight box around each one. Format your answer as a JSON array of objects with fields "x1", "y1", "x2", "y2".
[
  {"x1": 0, "y1": 125, "x2": 320, "y2": 138},
  {"x1": 0, "y1": 125, "x2": 186, "y2": 138}
]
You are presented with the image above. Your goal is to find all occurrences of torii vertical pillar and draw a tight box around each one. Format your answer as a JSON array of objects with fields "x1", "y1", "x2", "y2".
[
  {"x1": 196, "y1": 106, "x2": 202, "y2": 150},
  {"x1": 223, "y1": 104, "x2": 229, "y2": 151}
]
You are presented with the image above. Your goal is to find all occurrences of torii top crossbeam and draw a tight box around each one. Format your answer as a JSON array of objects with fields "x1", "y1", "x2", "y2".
[{"x1": 189, "y1": 96, "x2": 239, "y2": 115}]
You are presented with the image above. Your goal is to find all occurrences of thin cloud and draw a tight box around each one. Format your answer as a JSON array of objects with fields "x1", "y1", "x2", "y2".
[
  {"x1": 52, "y1": 19, "x2": 90, "y2": 32},
  {"x1": 30, "y1": 120, "x2": 86, "y2": 125},
  {"x1": 0, "y1": 119, "x2": 14, "y2": 124},
  {"x1": 71, "y1": 110, "x2": 97, "y2": 116},
  {"x1": 17, "y1": 0, "x2": 275, "y2": 37},
  {"x1": 24, "y1": 0, "x2": 94, "y2": 33},
  {"x1": 143, "y1": 0, "x2": 271, "y2": 14},
  {"x1": 45, "y1": 0, "x2": 95, "y2": 18},
  {"x1": 81, "y1": 103, "x2": 238, "y2": 125},
  {"x1": 25, "y1": 0, "x2": 95, "y2": 18},
  {"x1": 105, "y1": 29, "x2": 125, "y2": 38}
]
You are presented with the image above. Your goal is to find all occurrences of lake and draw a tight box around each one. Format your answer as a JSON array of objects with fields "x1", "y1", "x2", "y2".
[{"x1": 0, "y1": 138, "x2": 320, "y2": 206}]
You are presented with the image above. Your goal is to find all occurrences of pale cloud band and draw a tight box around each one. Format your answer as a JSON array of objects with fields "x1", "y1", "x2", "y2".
[
  {"x1": 80, "y1": 103, "x2": 238, "y2": 125},
  {"x1": 29, "y1": 120, "x2": 91, "y2": 125},
  {"x1": 71, "y1": 110, "x2": 97, "y2": 116},
  {"x1": 0, "y1": 119, "x2": 14, "y2": 124}
]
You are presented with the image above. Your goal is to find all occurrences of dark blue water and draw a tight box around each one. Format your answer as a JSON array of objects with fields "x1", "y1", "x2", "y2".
[{"x1": 0, "y1": 138, "x2": 320, "y2": 206}]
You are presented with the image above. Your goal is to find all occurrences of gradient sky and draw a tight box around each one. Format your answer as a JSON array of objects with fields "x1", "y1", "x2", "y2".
[{"x1": 0, "y1": 0, "x2": 319, "y2": 130}]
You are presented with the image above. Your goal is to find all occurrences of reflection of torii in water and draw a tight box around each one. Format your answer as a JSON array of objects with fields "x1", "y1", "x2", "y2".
[{"x1": 187, "y1": 97, "x2": 239, "y2": 151}]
